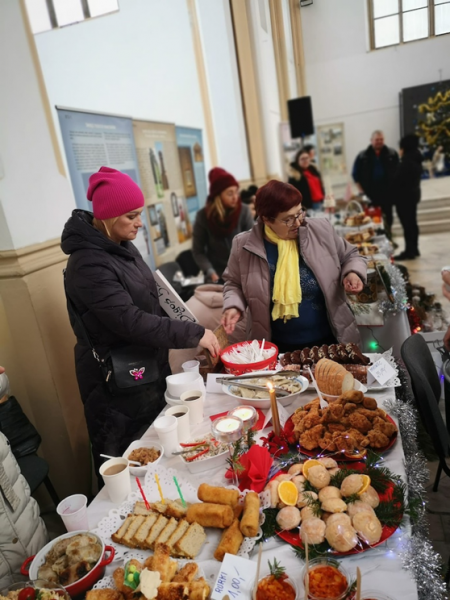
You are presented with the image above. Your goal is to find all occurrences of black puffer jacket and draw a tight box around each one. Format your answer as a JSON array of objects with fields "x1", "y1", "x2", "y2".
[
  {"x1": 61, "y1": 210, "x2": 205, "y2": 475},
  {"x1": 287, "y1": 163, "x2": 325, "y2": 209},
  {"x1": 392, "y1": 149, "x2": 423, "y2": 207}
]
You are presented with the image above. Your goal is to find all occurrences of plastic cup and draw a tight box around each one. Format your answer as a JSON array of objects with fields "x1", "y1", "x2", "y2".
[
  {"x1": 154, "y1": 415, "x2": 179, "y2": 455},
  {"x1": 56, "y1": 494, "x2": 89, "y2": 531},
  {"x1": 182, "y1": 360, "x2": 200, "y2": 373},
  {"x1": 180, "y1": 389, "x2": 204, "y2": 425},
  {"x1": 99, "y1": 457, "x2": 131, "y2": 504},
  {"x1": 166, "y1": 405, "x2": 191, "y2": 442}
]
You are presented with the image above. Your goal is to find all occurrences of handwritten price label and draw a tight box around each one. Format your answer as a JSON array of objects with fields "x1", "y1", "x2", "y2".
[
  {"x1": 212, "y1": 555, "x2": 257, "y2": 600},
  {"x1": 368, "y1": 357, "x2": 396, "y2": 386}
]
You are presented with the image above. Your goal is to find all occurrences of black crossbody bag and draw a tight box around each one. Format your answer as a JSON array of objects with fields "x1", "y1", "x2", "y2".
[{"x1": 64, "y1": 271, "x2": 159, "y2": 396}]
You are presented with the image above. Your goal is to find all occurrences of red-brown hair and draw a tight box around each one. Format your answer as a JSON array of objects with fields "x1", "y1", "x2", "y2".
[{"x1": 255, "y1": 180, "x2": 302, "y2": 221}]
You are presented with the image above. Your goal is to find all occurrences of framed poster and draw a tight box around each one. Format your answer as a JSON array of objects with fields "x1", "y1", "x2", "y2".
[
  {"x1": 316, "y1": 123, "x2": 347, "y2": 186},
  {"x1": 176, "y1": 126, "x2": 207, "y2": 219}
]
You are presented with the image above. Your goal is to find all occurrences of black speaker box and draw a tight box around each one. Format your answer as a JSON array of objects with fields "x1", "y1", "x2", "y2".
[{"x1": 288, "y1": 96, "x2": 314, "y2": 138}]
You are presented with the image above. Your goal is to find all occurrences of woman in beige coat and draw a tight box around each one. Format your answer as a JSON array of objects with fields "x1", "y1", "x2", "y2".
[{"x1": 221, "y1": 181, "x2": 367, "y2": 352}]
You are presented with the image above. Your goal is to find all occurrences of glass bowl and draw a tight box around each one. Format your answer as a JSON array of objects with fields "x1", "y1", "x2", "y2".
[
  {"x1": 256, "y1": 573, "x2": 298, "y2": 600},
  {"x1": 1, "y1": 580, "x2": 70, "y2": 600},
  {"x1": 301, "y1": 557, "x2": 350, "y2": 600}
]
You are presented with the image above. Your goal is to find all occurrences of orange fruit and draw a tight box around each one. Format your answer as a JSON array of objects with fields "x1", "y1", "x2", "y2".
[
  {"x1": 278, "y1": 480, "x2": 299, "y2": 506},
  {"x1": 358, "y1": 475, "x2": 371, "y2": 495},
  {"x1": 344, "y1": 449, "x2": 367, "y2": 460},
  {"x1": 302, "y1": 459, "x2": 322, "y2": 479}
]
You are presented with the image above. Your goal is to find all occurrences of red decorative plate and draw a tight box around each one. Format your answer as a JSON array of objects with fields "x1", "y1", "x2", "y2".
[
  {"x1": 283, "y1": 414, "x2": 397, "y2": 462},
  {"x1": 276, "y1": 462, "x2": 400, "y2": 556}
]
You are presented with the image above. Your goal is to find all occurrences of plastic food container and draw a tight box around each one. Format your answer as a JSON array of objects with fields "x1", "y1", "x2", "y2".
[
  {"x1": 256, "y1": 574, "x2": 298, "y2": 600},
  {"x1": 301, "y1": 557, "x2": 350, "y2": 600},
  {"x1": 220, "y1": 341, "x2": 278, "y2": 375},
  {"x1": 165, "y1": 372, "x2": 204, "y2": 398},
  {"x1": 122, "y1": 440, "x2": 164, "y2": 477}
]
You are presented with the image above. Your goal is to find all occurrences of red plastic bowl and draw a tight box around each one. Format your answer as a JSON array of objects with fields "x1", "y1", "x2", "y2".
[
  {"x1": 21, "y1": 531, "x2": 114, "y2": 597},
  {"x1": 220, "y1": 341, "x2": 279, "y2": 375}
]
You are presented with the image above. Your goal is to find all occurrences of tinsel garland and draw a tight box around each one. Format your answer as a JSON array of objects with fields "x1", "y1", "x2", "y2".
[
  {"x1": 385, "y1": 361, "x2": 448, "y2": 599},
  {"x1": 378, "y1": 262, "x2": 409, "y2": 316}
]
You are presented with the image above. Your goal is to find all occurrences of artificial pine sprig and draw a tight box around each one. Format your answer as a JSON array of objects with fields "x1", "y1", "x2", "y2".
[{"x1": 268, "y1": 558, "x2": 286, "y2": 580}]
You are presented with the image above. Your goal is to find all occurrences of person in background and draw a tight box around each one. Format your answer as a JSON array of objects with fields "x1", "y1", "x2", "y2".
[
  {"x1": 288, "y1": 148, "x2": 325, "y2": 211},
  {"x1": 303, "y1": 143, "x2": 317, "y2": 165},
  {"x1": 392, "y1": 134, "x2": 423, "y2": 261},
  {"x1": 192, "y1": 167, "x2": 254, "y2": 282},
  {"x1": 62, "y1": 167, "x2": 219, "y2": 479},
  {"x1": 240, "y1": 185, "x2": 258, "y2": 220},
  {"x1": 0, "y1": 367, "x2": 48, "y2": 590},
  {"x1": 221, "y1": 181, "x2": 367, "y2": 352},
  {"x1": 443, "y1": 269, "x2": 450, "y2": 351},
  {"x1": 352, "y1": 130, "x2": 399, "y2": 240}
]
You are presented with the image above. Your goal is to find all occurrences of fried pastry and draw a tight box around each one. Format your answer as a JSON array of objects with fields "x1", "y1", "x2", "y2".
[{"x1": 300, "y1": 517, "x2": 326, "y2": 545}]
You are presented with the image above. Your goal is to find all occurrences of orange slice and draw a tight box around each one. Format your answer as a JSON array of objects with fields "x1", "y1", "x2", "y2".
[
  {"x1": 344, "y1": 449, "x2": 367, "y2": 460},
  {"x1": 302, "y1": 459, "x2": 322, "y2": 479},
  {"x1": 278, "y1": 480, "x2": 299, "y2": 506},
  {"x1": 358, "y1": 475, "x2": 371, "y2": 495}
]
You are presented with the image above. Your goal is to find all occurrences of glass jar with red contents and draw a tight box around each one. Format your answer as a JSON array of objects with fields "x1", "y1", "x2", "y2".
[
  {"x1": 302, "y1": 557, "x2": 349, "y2": 600},
  {"x1": 360, "y1": 593, "x2": 395, "y2": 600},
  {"x1": 256, "y1": 573, "x2": 298, "y2": 600}
]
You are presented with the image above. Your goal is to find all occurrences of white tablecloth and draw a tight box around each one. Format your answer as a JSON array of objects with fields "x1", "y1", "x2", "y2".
[{"x1": 87, "y1": 383, "x2": 419, "y2": 600}]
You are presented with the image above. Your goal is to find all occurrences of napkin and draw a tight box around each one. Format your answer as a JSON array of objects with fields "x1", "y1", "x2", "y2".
[
  {"x1": 225, "y1": 444, "x2": 273, "y2": 492},
  {"x1": 209, "y1": 408, "x2": 266, "y2": 431}
]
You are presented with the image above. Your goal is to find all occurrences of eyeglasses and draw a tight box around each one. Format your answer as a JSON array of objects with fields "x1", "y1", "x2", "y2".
[{"x1": 276, "y1": 210, "x2": 305, "y2": 227}]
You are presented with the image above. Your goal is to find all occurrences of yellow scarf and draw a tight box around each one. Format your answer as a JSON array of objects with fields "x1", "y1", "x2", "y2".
[{"x1": 264, "y1": 224, "x2": 302, "y2": 322}]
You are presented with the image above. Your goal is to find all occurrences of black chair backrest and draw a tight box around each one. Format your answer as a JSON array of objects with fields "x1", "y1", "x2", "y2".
[
  {"x1": 157, "y1": 261, "x2": 183, "y2": 295},
  {"x1": 176, "y1": 250, "x2": 199, "y2": 277},
  {"x1": 401, "y1": 334, "x2": 450, "y2": 459},
  {"x1": 0, "y1": 396, "x2": 41, "y2": 457}
]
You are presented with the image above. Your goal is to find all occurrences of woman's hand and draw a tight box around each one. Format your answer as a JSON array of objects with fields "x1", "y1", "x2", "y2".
[
  {"x1": 221, "y1": 308, "x2": 242, "y2": 335},
  {"x1": 210, "y1": 272, "x2": 220, "y2": 283},
  {"x1": 343, "y1": 272, "x2": 363, "y2": 293},
  {"x1": 199, "y1": 329, "x2": 220, "y2": 357}
]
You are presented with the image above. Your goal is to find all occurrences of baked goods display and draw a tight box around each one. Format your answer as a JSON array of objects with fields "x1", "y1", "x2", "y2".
[
  {"x1": 343, "y1": 212, "x2": 371, "y2": 227},
  {"x1": 36, "y1": 533, "x2": 103, "y2": 586},
  {"x1": 265, "y1": 459, "x2": 385, "y2": 553},
  {"x1": 315, "y1": 358, "x2": 355, "y2": 397},
  {"x1": 345, "y1": 228, "x2": 375, "y2": 244},
  {"x1": 288, "y1": 392, "x2": 398, "y2": 454},
  {"x1": 356, "y1": 242, "x2": 379, "y2": 256},
  {"x1": 86, "y1": 543, "x2": 210, "y2": 600}
]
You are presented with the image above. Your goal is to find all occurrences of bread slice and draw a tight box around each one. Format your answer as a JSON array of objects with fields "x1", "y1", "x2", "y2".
[
  {"x1": 111, "y1": 514, "x2": 134, "y2": 544},
  {"x1": 165, "y1": 499, "x2": 189, "y2": 519},
  {"x1": 174, "y1": 522, "x2": 206, "y2": 559},
  {"x1": 132, "y1": 513, "x2": 158, "y2": 547},
  {"x1": 145, "y1": 515, "x2": 169, "y2": 549},
  {"x1": 155, "y1": 518, "x2": 179, "y2": 545},
  {"x1": 316, "y1": 358, "x2": 354, "y2": 396},
  {"x1": 134, "y1": 501, "x2": 154, "y2": 516},
  {"x1": 150, "y1": 501, "x2": 168, "y2": 514},
  {"x1": 166, "y1": 519, "x2": 190, "y2": 552},
  {"x1": 122, "y1": 515, "x2": 145, "y2": 547}
]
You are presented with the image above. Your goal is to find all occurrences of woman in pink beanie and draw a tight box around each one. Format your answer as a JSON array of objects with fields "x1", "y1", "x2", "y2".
[
  {"x1": 192, "y1": 167, "x2": 254, "y2": 283},
  {"x1": 61, "y1": 167, "x2": 219, "y2": 482}
]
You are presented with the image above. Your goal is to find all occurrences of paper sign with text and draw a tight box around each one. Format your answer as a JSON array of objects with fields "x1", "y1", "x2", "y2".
[
  {"x1": 153, "y1": 270, "x2": 198, "y2": 323},
  {"x1": 211, "y1": 554, "x2": 257, "y2": 600},
  {"x1": 368, "y1": 357, "x2": 397, "y2": 386}
]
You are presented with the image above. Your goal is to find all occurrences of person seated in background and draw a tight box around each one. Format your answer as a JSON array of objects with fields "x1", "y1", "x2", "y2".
[
  {"x1": 0, "y1": 366, "x2": 48, "y2": 590},
  {"x1": 221, "y1": 181, "x2": 367, "y2": 353},
  {"x1": 192, "y1": 168, "x2": 254, "y2": 283},
  {"x1": 288, "y1": 148, "x2": 325, "y2": 211},
  {"x1": 240, "y1": 185, "x2": 258, "y2": 220},
  {"x1": 169, "y1": 284, "x2": 246, "y2": 373}
]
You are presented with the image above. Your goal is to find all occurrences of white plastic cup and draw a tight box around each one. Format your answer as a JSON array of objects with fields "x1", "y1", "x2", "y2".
[
  {"x1": 99, "y1": 457, "x2": 131, "y2": 504},
  {"x1": 182, "y1": 360, "x2": 200, "y2": 373},
  {"x1": 180, "y1": 389, "x2": 204, "y2": 425},
  {"x1": 154, "y1": 415, "x2": 179, "y2": 455},
  {"x1": 166, "y1": 405, "x2": 191, "y2": 442},
  {"x1": 56, "y1": 494, "x2": 89, "y2": 532}
]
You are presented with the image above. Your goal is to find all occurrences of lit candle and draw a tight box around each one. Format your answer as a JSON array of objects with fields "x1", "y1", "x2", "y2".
[
  {"x1": 216, "y1": 418, "x2": 240, "y2": 433},
  {"x1": 211, "y1": 415, "x2": 244, "y2": 444},
  {"x1": 267, "y1": 381, "x2": 280, "y2": 436},
  {"x1": 229, "y1": 405, "x2": 258, "y2": 432}
]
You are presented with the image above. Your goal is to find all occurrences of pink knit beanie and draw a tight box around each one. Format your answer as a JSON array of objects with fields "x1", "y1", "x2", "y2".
[{"x1": 87, "y1": 167, "x2": 145, "y2": 219}]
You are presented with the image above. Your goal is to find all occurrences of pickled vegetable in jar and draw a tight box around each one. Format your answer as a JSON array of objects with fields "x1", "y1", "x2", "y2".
[
  {"x1": 307, "y1": 564, "x2": 347, "y2": 599},
  {"x1": 256, "y1": 574, "x2": 296, "y2": 600}
]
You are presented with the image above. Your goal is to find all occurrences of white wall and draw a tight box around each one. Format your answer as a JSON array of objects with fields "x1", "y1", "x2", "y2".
[
  {"x1": 196, "y1": 0, "x2": 250, "y2": 180},
  {"x1": 301, "y1": 0, "x2": 450, "y2": 179}
]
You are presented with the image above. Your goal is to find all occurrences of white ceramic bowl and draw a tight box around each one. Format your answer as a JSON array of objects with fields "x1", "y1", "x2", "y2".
[
  {"x1": 122, "y1": 440, "x2": 164, "y2": 477},
  {"x1": 222, "y1": 371, "x2": 309, "y2": 409},
  {"x1": 166, "y1": 372, "x2": 204, "y2": 398}
]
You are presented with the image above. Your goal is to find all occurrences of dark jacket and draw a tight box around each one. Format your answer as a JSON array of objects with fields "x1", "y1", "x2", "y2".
[
  {"x1": 287, "y1": 163, "x2": 325, "y2": 209},
  {"x1": 61, "y1": 210, "x2": 204, "y2": 473},
  {"x1": 352, "y1": 145, "x2": 399, "y2": 206},
  {"x1": 392, "y1": 150, "x2": 423, "y2": 207},
  {"x1": 192, "y1": 204, "x2": 254, "y2": 277}
]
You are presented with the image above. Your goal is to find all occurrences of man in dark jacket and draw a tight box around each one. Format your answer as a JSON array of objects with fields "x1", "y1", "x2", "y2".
[
  {"x1": 352, "y1": 131, "x2": 399, "y2": 238},
  {"x1": 61, "y1": 167, "x2": 218, "y2": 481}
]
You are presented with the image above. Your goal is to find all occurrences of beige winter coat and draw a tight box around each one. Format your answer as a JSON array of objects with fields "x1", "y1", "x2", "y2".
[
  {"x1": 0, "y1": 432, "x2": 48, "y2": 589},
  {"x1": 222, "y1": 218, "x2": 367, "y2": 345}
]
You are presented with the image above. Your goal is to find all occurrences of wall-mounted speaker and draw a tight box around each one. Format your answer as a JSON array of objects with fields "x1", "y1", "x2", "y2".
[{"x1": 287, "y1": 96, "x2": 314, "y2": 139}]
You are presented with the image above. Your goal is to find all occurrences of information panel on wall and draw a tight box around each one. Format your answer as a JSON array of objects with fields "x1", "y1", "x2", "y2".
[
  {"x1": 133, "y1": 120, "x2": 193, "y2": 266},
  {"x1": 56, "y1": 108, "x2": 154, "y2": 267},
  {"x1": 175, "y1": 126, "x2": 207, "y2": 219}
]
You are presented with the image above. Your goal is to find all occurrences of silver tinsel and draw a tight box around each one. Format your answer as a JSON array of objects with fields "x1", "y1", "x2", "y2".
[
  {"x1": 378, "y1": 262, "x2": 409, "y2": 316},
  {"x1": 385, "y1": 362, "x2": 448, "y2": 599}
]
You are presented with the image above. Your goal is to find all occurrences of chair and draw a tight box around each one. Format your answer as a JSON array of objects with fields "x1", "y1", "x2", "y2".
[
  {"x1": 401, "y1": 334, "x2": 450, "y2": 492},
  {"x1": 176, "y1": 250, "x2": 200, "y2": 277},
  {"x1": 158, "y1": 260, "x2": 197, "y2": 303},
  {"x1": 0, "y1": 395, "x2": 60, "y2": 508}
]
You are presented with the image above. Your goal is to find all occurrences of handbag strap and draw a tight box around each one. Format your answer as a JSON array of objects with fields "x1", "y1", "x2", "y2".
[{"x1": 63, "y1": 269, "x2": 102, "y2": 364}]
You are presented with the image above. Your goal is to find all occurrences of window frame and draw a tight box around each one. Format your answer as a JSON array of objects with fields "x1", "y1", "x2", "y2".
[
  {"x1": 368, "y1": 0, "x2": 450, "y2": 50},
  {"x1": 26, "y1": 0, "x2": 119, "y2": 34}
]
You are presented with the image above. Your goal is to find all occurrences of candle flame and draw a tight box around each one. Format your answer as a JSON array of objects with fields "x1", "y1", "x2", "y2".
[{"x1": 266, "y1": 381, "x2": 274, "y2": 390}]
